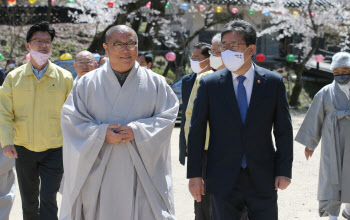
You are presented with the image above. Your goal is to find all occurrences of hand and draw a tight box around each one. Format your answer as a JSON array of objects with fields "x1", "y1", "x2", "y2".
[
  {"x1": 3, "y1": 145, "x2": 17, "y2": 158},
  {"x1": 305, "y1": 147, "x2": 314, "y2": 160},
  {"x1": 115, "y1": 125, "x2": 135, "y2": 142},
  {"x1": 189, "y1": 177, "x2": 205, "y2": 202},
  {"x1": 105, "y1": 124, "x2": 125, "y2": 145},
  {"x1": 275, "y1": 176, "x2": 291, "y2": 190}
]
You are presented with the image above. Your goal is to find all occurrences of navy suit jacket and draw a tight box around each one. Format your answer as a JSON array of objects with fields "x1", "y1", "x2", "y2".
[
  {"x1": 187, "y1": 64, "x2": 293, "y2": 196},
  {"x1": 179, "y1": 72, "x2": 197, "y2": 165}
]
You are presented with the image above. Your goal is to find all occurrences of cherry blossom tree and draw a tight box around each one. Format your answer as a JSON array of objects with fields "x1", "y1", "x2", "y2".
[
  {"x1": 69, "y1": 0, "x2": 240, "y2": 78},
  {"x1": 252, "y1": 0, "x2": 350, "y2": 106},
  {"x1": 69, "y1": 0, "x2": 185, "y2": 53}
]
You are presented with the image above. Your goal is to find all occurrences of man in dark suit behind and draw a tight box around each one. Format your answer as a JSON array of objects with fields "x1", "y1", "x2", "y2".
[
  {"x1": 187, "y1": 19, "x2": 293, "y2": 220},
  {"x1": 179, "y1": 53, "x2": 201, "y2": 165},
  {"x1": 179, "y1": 72, "x2": 196, "y2": 166}
]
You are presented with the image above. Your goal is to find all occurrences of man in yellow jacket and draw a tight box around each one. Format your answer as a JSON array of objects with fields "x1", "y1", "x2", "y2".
[{"x1": 0, "y1": 22, "x2": 73, "y2": 220}]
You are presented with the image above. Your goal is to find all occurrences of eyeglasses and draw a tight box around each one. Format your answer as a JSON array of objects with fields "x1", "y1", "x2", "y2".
[
  {"x1": 333, "y1": 69, "x2": 350, "y2": 75},
  {"x1": 220, "y1": 42, "x2": 247, "y2": 52},
  {"x1": 105, "y1": 41, "x2": 138, "y2": 51},
  {"x1": 75, "y1": 60, "x2": 95, "y2": 66},
  {"x1": 30, "y1": 38, "x2": 52, "y2": 46}
]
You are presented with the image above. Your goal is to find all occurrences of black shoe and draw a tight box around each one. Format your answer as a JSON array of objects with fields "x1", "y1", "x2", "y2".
[{"x1": 343, "y1": 210, "x2": 350, "y2": 219}]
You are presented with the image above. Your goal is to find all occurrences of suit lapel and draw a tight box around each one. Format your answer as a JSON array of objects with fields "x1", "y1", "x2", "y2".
[
  {"x1": 245, "y1": 65, "x2": 267, "y2": 126},
  {"x1": 220, "y1": 69, "x2": 244, "y2": 128}
]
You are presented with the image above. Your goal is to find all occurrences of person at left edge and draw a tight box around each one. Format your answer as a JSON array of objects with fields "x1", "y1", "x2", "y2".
[{"x1": 0, "y1": 22, "x2": 74, "y2": 220}]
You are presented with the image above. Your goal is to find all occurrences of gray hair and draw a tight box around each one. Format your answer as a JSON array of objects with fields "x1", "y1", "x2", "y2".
[{"x1": 212, "y1": 33, "x2": 221, "y2": 44}]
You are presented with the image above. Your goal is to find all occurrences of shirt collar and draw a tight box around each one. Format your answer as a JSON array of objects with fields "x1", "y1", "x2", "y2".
[
  {"x1": 232, "y1": 64, "x2": 255, "y2": 82},
  {"x1": 31, "y1": 62, "x2": 49, "y2": 75}
]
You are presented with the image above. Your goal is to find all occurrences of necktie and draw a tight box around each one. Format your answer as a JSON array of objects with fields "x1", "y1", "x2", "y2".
[{"x1": 237, "y1": 75, "x2": 248, "y2": 168}]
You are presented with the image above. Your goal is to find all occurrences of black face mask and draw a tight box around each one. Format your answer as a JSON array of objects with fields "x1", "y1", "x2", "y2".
[{"x1": 334, "y1": 74, "x2": 350, "y2": 85}]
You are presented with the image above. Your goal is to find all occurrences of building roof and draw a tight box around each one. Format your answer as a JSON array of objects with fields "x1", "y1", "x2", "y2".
[
  {"x1": 0, "y1": 5, "x2": 83, "y2": 25},
  {"x1": 187, "y1": 0, "x2": 333, "y2": 8}
]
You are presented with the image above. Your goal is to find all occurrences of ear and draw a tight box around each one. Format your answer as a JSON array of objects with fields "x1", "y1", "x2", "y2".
[
  {"x1": 249, "y1": 45, "x2": 256, "y2": 57},
  {"x1": 147, "y1": 62, "x2": 152, "y2": 69},
  {"x1": 103, "y1": 43, "x2": 109, "y2": 56},
  {"x1": 74, "y1": 62, "x2": 77, "y2": 69},
  {"x1": 25, "y1": 43, "x2": 30, "y2": 52},
  {"x1": 94, "y1": 61, "x2": 98, "y2": 69}
]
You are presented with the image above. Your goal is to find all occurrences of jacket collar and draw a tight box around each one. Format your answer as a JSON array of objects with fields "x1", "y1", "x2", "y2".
[{"x1": 24, "y1": 60, "x2": 56, "y2": 78}]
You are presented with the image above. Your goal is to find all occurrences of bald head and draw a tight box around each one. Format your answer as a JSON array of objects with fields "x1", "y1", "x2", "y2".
[
  {"x1": 74, "y1": 50, "x2": 97, "y2": 78},
  {"x1": 76, "y1": 51, "x2": 94, "y2": 61},
  {"x1": 105, "y1": 25, "x2": 138, "y2": 42}
]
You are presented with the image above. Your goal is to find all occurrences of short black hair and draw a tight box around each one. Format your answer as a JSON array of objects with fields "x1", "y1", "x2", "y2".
[
  {"x1": 194, "y1": 42, "x2": 210, "y2": 58},
  {"x1": 144, "y1": 53, "x2": 153, "y2": 64},
  {"x1": 26, "y1": 21, "x2": 55, "y2": 43},
  {"x1": 138, "y1": 53, "x2": 153, "y2": 64},
  {"x1": 6, "y1": 58, "x2": 15, "y2": 63},
  {"x1": 221, "y1": 19, "x2": 256, "y2": 46}
]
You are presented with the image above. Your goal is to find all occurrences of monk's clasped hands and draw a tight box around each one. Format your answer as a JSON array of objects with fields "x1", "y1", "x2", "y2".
[{"x1": 105, "y1": 124, "x2": 135, "y2": 145}]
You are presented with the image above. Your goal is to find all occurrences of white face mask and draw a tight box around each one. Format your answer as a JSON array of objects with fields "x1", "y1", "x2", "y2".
[
  {"x1": 209, "y1": 55, "x2": 223, "y2": 70},
  {"x1": 190, "y1": 58, "x2": 208, "y2": 74},
  {"x1": 8, "y1": 63, "x2": 16, "y2": 69},
  {"x1": 221, "y1": 47, "x2": 251, "y2": 72},
  {"x1": 29, "y1": 45, "x2": 52, "y2": 66}
]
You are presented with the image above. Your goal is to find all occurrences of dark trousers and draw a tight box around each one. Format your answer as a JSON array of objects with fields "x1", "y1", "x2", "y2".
[
  {"x1": 15, "y1": 145, "x2": 63, "y2": 220},
  {"x1": 194, "y1": 193, "x2": 211, "y2": 220},
  {"x1": 211, "y1": 168, "x2": 277, "y2": 220}
]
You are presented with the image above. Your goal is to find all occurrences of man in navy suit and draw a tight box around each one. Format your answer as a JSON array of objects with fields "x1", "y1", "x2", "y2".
[{"x1": 187, "y1": 19, "x2": 293, "y2": 220}]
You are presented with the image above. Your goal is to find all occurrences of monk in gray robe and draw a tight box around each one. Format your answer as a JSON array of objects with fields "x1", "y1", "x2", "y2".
[
  {"x1": 0, "y1": 143, "x2": 15, "y2": 220},
  {"x1": 59, "y1": 25, "x2": 179, "y2": 220},
  {"x1": 295, "y1": 52, "x2": 350, "y2": 220}
]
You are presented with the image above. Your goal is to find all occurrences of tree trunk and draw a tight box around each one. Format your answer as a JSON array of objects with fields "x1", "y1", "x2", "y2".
[
  {"x1": 46, "y1": 0, "x2": 52, "y2": 22},
  {"x1": 289, "y1": 0, "x2": 318, "y2": 107},
  {"x1": 163, "y1": 62, "x2": 171, "y2": 77},
  {"x1": 141, "y1": 0, "x2": 166, "y2": 51},
  {"x1": 131, "y1": 11, "x2": 142, "y2": 33},
  {"x1": 87, "y1": 0, "x2": 149, "y2": 53},
  {"x1": 289, "y1": 37, "x2": 319, "y2": 106},
  {"x1": 289, "y1": 64, "x2": 303, "y2": 106}
]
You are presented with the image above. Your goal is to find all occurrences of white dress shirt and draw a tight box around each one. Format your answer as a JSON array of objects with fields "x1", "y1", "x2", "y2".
[{"x1": 232, "y1": 64, "x2": 255, "y2": 106}]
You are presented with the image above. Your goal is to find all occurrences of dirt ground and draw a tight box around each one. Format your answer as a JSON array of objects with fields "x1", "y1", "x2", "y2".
[{"x1": 8, "y1": 113, "x2": 349, "y2": 219}]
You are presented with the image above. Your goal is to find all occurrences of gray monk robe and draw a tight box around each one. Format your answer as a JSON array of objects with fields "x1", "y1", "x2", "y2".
[
  {"x1": 295, "y1": 82, "x2": 350, "y2": 203},
  {"x1": 0, "y1": 145, "x2": 15, "y2": 220},
  {"x1": 59, "y1": 61, "x2": 179, "y2": 220}
]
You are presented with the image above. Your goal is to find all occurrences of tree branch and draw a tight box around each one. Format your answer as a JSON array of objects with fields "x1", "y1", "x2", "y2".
[{"x1": 178, "y1": 14, "x2": 236, "y2": 50}]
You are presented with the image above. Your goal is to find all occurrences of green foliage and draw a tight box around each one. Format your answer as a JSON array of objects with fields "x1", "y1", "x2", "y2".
[
  {"x1": 78, "y1": 31, "x2": 89, "y2": 38},
  {"x1": 138, "y1": 22, "x2": 147, "y2": 33},
  {"x1": 152, "y1": 67, "x2": 176, "y2": 83},
  {"x1": 66, "y1": 43, "x2": 76, "y2": 53},
  {"x1": 53, "y1": 42, "x2": 63, "y2": 48},
  {"x1": 52, "y1": 50, "x2": 60, "y2": 57}
]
